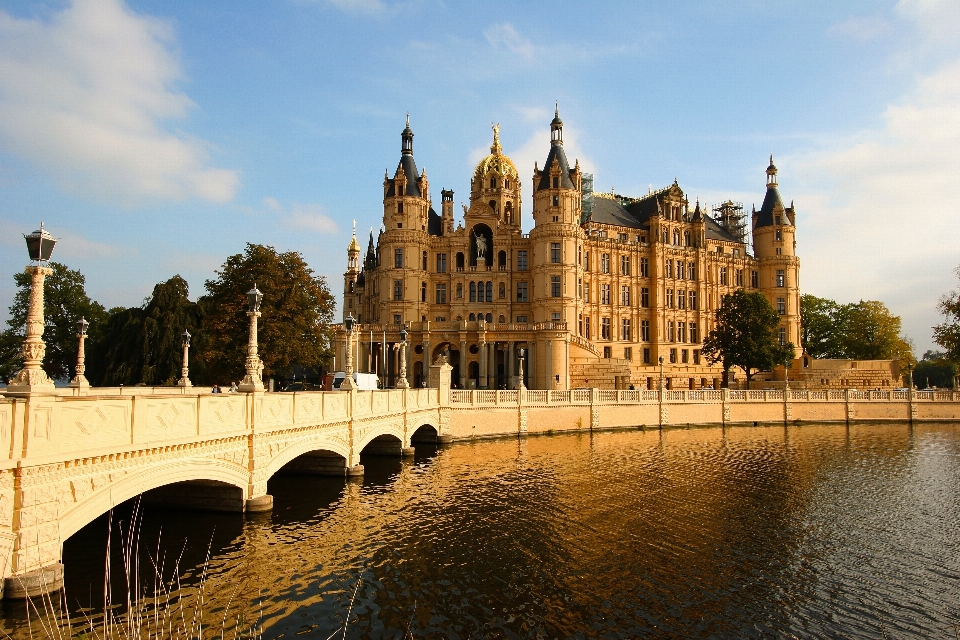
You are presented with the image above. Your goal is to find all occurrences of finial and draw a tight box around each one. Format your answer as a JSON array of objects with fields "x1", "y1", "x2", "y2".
[
  {"x1": 555, "y1": 102, "x2": 559, "y2": 118},
  {"x1": 406, "y1": 113, "x2": 410, "y2": 128},
  {"x1": 491, "y1": 122, "x2": 501, "y2": 153},
  {"x1": 770, "y1": 152, "x2": 773, "y2": 165},
  {"x1": 353, "y1": 219, "x2": 357, "y2": 235}
]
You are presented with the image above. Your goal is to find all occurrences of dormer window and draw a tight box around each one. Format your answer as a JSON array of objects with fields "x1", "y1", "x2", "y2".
[
  {"x1": 775, "y1": 215, "x2": 781, "y2": 225},
  {"x1": 553, "y1": 177, "x2": 559, "y2": 189}
]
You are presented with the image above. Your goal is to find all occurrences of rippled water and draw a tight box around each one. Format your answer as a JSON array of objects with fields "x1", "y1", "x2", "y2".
[{"x1": 5, "y1": 423, "x2": 960, "y2": 638}]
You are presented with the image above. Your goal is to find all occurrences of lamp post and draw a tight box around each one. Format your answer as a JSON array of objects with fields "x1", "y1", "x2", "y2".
[
  {"x1": 238, "y1": 285, "x2": 264, "y2": 392},
  {"x1": 783, "y1": 355, "x2": 791, "y2": 392},
  {"x1": 906, "y1": 362, "x2": 914, "y2": 390},
  {"x1": 517, "y1": 347, "x2": 526, "y2": 390},
  {"x1": 68, "y1": 316, "x2": 90, "y2": 389},
  {"x1": 396, "y1": 327, "x2": 410, "y2": 388},
  {"x1": 178, "y1": 329, "x2": 192, "y2": 387},
  {"x1": 7, "y1": 223, "x2": 58, "y2": 395},
  {"x1": 341, "y1": 313, "x2": 357, "y2": 390},
  {"x1": 659, "y1": 355, "x2": 665, "y2": 391}
]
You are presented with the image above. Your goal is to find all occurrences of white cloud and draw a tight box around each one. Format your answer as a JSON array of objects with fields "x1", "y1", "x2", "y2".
[
  {"x1": 483, "y1": 23, "x2": 535, "y2": 61},
  {"x1": 0, "y1": 0, "x2": 239, "y2": 206},
  {"x1": 827, "y1": 14, "x2": 890, "y2": 41},
  {"x1": 0, "y1": 218, "x2": 133, "y2": 260},
  {"x1": 258, "y1": 197, "x2": 339, "y2": 234},
  {"x1": 792, "y1": 48, "x2": 960, "y2": 351},
  {"x1": 304, "y1": 0, "x2": 402, "y2": 17}
]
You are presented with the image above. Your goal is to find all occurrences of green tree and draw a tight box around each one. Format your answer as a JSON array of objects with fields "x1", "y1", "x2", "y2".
[
  {"x1": 838, "y1": 300, "x2": 908, "y2": 361},
  {"x1": 702, "y1": 289, "x2": 795, "y2": 387},
  {"x1": 934, "y1": 265, "x2": 960, "y2": 364},
  {"x1": 913, "y1": 351, "x2": 957, "y2": 389},
  {"x1": 800, "y1": 294, "x2": 844, "y2": 358},
  {"x1": 200, "y1": 243, "x2": 335, "y2": 385},
  {"x1": 93, "y1": 276, "x2": 204, "y2": 386},
  {"x1": 0, "y1": 262, "x2": 108, "y2": 382}
]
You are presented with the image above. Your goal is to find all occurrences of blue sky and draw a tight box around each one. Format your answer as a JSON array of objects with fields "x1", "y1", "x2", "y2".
[{"x1": 1, "y1": 0, "x2": 958, "y2": 353}]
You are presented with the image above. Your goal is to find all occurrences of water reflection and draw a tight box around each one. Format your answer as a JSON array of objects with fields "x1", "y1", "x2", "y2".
[{"x1": 3, "y1": 423, "x2": 960, "y2": 638}]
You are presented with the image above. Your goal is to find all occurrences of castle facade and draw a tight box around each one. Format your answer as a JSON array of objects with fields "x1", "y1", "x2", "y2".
[{"x1": 339, "y1": 110, "x2": 801, "y2": 390}]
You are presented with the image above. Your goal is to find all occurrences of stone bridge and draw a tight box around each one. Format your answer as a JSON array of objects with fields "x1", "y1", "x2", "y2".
[{"x1": 0, "y1": 375, "x2": 450, "y2": 598}]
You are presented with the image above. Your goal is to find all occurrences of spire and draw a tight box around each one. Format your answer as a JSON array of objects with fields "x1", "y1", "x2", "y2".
[
  {"x1": 401, "y1": 114, "x2": 414, "y2": 155},
  {"x1": 766, "y1": 153, "x2": 778, "y2": 187},
  {"x1": 347, "y1": 219, "x2": 361, "y2": 254},
  {"x1": 550, "y1": 103, "x2": 563, "y2": 145}
]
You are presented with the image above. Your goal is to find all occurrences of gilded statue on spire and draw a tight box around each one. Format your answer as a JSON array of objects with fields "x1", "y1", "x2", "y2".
[{"x1": 491, "y1": 123, "x2": 501, "y2": 154}]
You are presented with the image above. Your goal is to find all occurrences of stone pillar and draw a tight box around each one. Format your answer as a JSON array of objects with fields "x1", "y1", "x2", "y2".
[
  {"x1": 479, "y1": 335, "x2": 488, "y2": 389},
  {"x1": 5, "y1": 265, "x2": 56, "y2": 396},
  {"x1": 238, "y1": 307, "x2": 264, "y2": 392},
  {"x1": 488, "y1": 342, "x2": 497, "y2": 388},
  {"x1": 507, "y1": 341, "x2": 515, "y2": 389},
  {"x1": 459, "y1": 339, "x2": 467, "y2": 389},
  {"x1": 528, "y1": 341, "x2": 535, "y2": 390},
  {"x1": 546, "y1": 340, "x2": 553, "y2": 389},
  {"x1": 423, "y1": 339, "x2": 431, "y2": 387}
]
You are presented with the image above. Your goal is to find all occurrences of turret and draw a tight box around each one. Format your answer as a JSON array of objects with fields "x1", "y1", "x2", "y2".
[
  {"x1": 532, "y1": 105, "x2": 582, "y2": 227},
  {"x1": 752, "y1": 155, "x2": 801, "y2": 353},
  {"x1": 343, "y1": 221, "x2": 361, "y2": 322},
  {"x1": 441, "y1": 189, "x2": 455, "y2": 235}
]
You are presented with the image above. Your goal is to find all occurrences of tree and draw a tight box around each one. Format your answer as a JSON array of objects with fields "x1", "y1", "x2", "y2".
[
  {"x1": 934, "y1": 265, "x2": 960, "y2": 364},
  {"x1": 200, "y1": 244, "x2": 335, "y2": 385},
  {"x1": 913, "y1": 351, "x2": 957, "y2": 389},
  {"x1": 0, "y1": 262, "x2": 108, "y2": 383},
  {"x1": 702, "y1": 289, "x2": 795, "y2": 387},
  {"x1": 800, "y1": 294, "x2": 844, "y2": 358},
  {"x1": 93, "y1": 276, "x2": 204, "y2": 386}
]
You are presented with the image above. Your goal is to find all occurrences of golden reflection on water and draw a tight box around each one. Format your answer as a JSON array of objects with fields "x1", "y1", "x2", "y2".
[{"x1": 5, "y1": 423, "x2": 960, "y2": 639}]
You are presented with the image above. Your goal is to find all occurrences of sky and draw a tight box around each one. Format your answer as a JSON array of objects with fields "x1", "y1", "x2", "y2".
[{"x1": 0, "y1": 0, "x2": 958, "y2": 354}]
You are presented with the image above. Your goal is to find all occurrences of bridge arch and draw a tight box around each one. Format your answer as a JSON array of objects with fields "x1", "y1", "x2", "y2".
[
  {"x1": 59, "y1": 458, "x2": 249, "y2": 545},
  {"x1": 411, "y1": 423, "x2": 440, "y2": 443},
  {"x1": 264, "y1": 436, "x2": 351, "y2": 481},
  {"x1": 354, "y1": 421, "x2": 406, "y2": 454}
]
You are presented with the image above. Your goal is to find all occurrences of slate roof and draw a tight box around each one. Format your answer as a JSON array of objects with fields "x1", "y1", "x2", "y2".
[
  {"x1": 590, "y1": 196, "x2": 646, "y2": 229},
  {"x1": 536, "y1": 142, "x2": 575, "y2": 191},
  {"x1": 428, "y1": 207, "x2": 442, "y2": 236},
  {"x1": 755, "y1": 185, "x2": 790, "y2": 228},
  {"x1": 385, "y1": 154, "x2": 421, "y2": 198}
]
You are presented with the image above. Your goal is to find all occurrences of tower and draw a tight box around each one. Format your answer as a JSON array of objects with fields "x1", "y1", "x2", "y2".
[
  {"x1": 344, "y1": 221, "x2": 361, "y2": 322},
  {"x1": 752, "y1": 155, "x2": 801, "y2": 355},
  {"x1": 441, "y1": 189, "x2": 455, "y2": 235}
]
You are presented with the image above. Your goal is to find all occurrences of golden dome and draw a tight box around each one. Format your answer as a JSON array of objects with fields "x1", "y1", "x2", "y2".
[
  {"x1": 347, "y1": 222, "x2": 361, "y2": 253},
  {"x1": 473, "y1": 123, "x2": 519, "y2": 183}
]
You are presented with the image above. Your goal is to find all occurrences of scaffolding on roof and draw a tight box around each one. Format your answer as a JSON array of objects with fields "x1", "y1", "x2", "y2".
[
  {"x1": 712, "y1": 200, "x2": 747, "y2": 245},
  {"x1": 580, "y1": 173, "x2": 594, "y2": 223}
]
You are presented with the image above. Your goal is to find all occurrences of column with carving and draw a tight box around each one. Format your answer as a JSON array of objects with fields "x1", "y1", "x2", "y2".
[
  {"x1": 69, "y1": 317, "x2": 90, "y2": 390},
  {"x1": 7, "y1": 265, "x2": 56, "y2": 395}
]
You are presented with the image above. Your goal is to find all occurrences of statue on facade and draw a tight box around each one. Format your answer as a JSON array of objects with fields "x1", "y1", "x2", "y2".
[{"x1": 474, "y1": 231, "x2": 487, "y2": 261}]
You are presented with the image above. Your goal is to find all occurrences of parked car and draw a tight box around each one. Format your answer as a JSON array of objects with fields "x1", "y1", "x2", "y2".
[{"x1": 329, "y1": 372, "x2": 381, "y2": 390}]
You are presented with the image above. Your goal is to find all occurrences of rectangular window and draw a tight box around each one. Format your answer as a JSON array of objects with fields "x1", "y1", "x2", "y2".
[
  {"x1": 779, "y1": 326, "x2": 786, "y2": 345},
  {"x1": 621, "y1": 318, "x2": 632, "y2": 341},
  {"x1": 678, "y1": 290, "x2": 686, "y2": 310},
  {"x1": 421, "y1": 281, "x2": 427, "y2": 302},
  {"x1": 666, "y1": 260, "x2": 673, "y2": 279},
  {"x1": 690, "y1": 290, "x2": 698, "y2": 311},
  {"x1": 641, "y1": 287, "x2": 650, "y2": 308},
  {"x1": 517, "y1": 251, "x2": 528, "y2": 271},
  {"x1": 552, "y1": 312, "x2": 561, "y2": 321},
  {"x1": 551, "y1": 242, "x2": 561, "y2": 264},
  {"x1": 618, "y1": 233, "x2": 628, "y2": 242},
  {"x1": 584, "y1": 281, "x2": 591, "y2": 303},
  {"x1": 643, "y1": 348, "x2": 651, "y2": 364},
  {"x1": 394, "y1": 248, "x2": 403, "y2": 269},
  {"x1": 577, "y1": 278, "x2": 582, "y2": 299},
  {"x1": 777, "y1": 270, "x2": 785, "y2": 287},
  {"x1": 436, "y1": 253, "x2": 447, "y2": 273},
  {"x1": 777, "y1": 297, "x2": 786, "y2": 315},
  {"x1": 624, "y1": 347, "x2": 632, "y2": 360},
  {"x1": 693, "y1": 349, "x2": 700, "y2": 365},
  {"x1": 393, "y1": 314, "x2": 401, "y2": 324},
  {"x1": 641, "y1": 320, "x2": 650, "y2": 341},
  {"x1": 551, "y1": 276, "x2": 561, "y2": 297},
  {"x1": 584, "y1": 251, "x2": 590, "y2": 271},
  {"x1": 601, "y1": 317, "x2": 611, "y2": 340},
  {"x1": 720, "y1": 268, "x2": 728, "y2": 286},
  {"x1": 620, "y1": 255, "x2": 630, "y2": 275},
  {"x1": 752, "y1": 270, "x2": 758, "y2": 288},
  {"x1": 435, "y1": 283, "x2": 447, "y2": 304},
  {"x1": 516, "y1": 315, "x2": 528, "y2": 323},
  {"x1": 678, "y1": 321, "x2": 686, "y2": 343},
  {"x1": 603, "y1": 346, "x2": 611, "y2": 358},
  {"x1": 621, "y1": 285, "x2": 631, "y2": 307},
  {"x1": 552, "y1": 195, "x2": 559, "y2": 207},
  {"x1": 517, "y1": 281, "x2": 529, "y2": 302},
  {"x1": 668, "y1": 320, "x2": 675, "y2": 342},
  {"x1": 681, "y1": 349, "x2": 689, "y2": 364},
  {"x1": 393, "y1": 279, "x2": 403, "y2": 301},
  {"x1": 666, "y1": 289, "x2": 674, "y2": 308},
  {"x1": 677, "y1": 260, "x2": 685, "y2": 279},
  {"x1": 585, "y1": 316, "x2": 591, "y2": 339},
  {"x1": 601, "y1": 284, "x2": 611, "y2": 305},
  {"x1": 689, "y1": 262, "x2": 697, "y2": 280},
  {"x1": 601, "y1": 253, "x2": 610, "y2": 273},
  {"x1": 690, "y1": 322, "x2": 699, "y2": 344},
  {"x1": 640, "y1": 257, "x2": 649, "y2": 277},
  {"x1": 669, "y1": 348, "x2": 677, "y2": 364}
]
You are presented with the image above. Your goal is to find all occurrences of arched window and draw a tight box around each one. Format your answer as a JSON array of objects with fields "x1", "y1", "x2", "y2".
[
  {"x1": 673, "y1": 230, "x2": 680, "y2": 245},
  {"x1": 485, "y1": 313, "x2": 493, "y2": 323},
  {"x1": 505, "y1": 179, "x2": 511, "y2": 189},
  {"x1": 456, "y1": 252, "x2": 464, "y2": 271},
  {"x1": 498, "y1": 315, "x2": 506, "y2": 323},
  {"x1": 490, "y1": 176, "x2": 497, "y2": 189},
  {"x1": 469, "y1": 282, "x2": 477, "y2": 302},
  {"x1": 499, "y1": 282, "x2": 506, "y2": 298},
  {"x1": 486, "y1": 281, "x2": 493, "y2": 301},
  {"x1": 422, "y1": 251, "x2": 428, "y2": 270},
  {"x1": 489, "y1": 200, "x2": 497, "y2": 214},
  {"x1": 498, "y1": 250, "x2": 507, "y2": 269},
  {"x1": 684, "y1": 231, "x2": 691, "y2": 247},
  {"x1": 662, "y1": 229, "x2": 669, "y2": 243},
  {"x1": 469, "y1": 313, "x2": 476, "y2": 321},
  {"x1": 505, "y1": 202, "x2": 513, "y2": 224}
]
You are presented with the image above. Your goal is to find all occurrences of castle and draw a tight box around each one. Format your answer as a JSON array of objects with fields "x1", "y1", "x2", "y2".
[{"x1": 339, "y1": 109, "x2": 801, "y2": 390}]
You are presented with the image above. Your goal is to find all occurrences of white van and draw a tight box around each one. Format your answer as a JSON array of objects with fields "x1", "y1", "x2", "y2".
[{"x1": 330, "y1": 372, "x2": 380, "y2": 391}]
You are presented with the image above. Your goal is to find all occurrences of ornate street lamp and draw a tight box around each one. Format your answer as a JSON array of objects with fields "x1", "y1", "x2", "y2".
[
  {"x1": 238, "y1": 284, "x2": 265, "y2": 392},
  {"x1": 6, "y1": 223, "x2": 58, "y2": 395},
  {"x1": 341, "y1": 313, "x2": 357, "y2": 390},
  {"x1": 517, "y1": 347, "x2": 526, "y2": 390},
  {"x1": 178, "y1": 329, "x2": 192, "y2": 387},
  {"x1": 396, "y1": 327, "x2": 409, "y2": 388},
  {"x1": 69, "y1": 316, "x2": 90, "y2": 389},
  {"x1": 659, "y1": 355, "x2": 665, "y2": 391}
]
